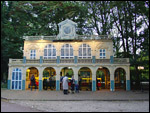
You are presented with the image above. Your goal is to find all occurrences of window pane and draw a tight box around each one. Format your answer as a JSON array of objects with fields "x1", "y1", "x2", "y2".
[
  {"x1": 83, "y1": 48, "x2": 86, "y2": 56},
  {"x1": 53, "y1": 49, "x2": 56, "y2": 56},
  {"x1": 15, "y1": 81, "x2": 18, "y2": 89},
  {"x1": 44, "y1": 49, "x2": 47, "y2": 56},
  {"x1": 70, "y1": 49, "x2": 73, "y2": 56},
  {"x1": 12, "y1": 81, "x2": 14, "y2": 89},
  {"x1": 103, "y1": 53, "x2": 105, "y2": 56},
  {"x1": 83, "y1": 44, "x2": 86, "y2": 47},
  {"x1": 16, "y1": 72, "x2": 18, "y2": 80},
  {"x1": 103, "y1": 49, "x2": 105, "y2": 52},
  {"x1": 12, "y1": 72, "x2": 15, "y2": 80},
  {"x1": 19, "y1": 81, "x2": 21, "y2": 89},
  {"x1": 66, "y1": 48, "x2": 69, "y2": 56},
  {"x1": 88, "y1": 48, "x2": 91, "y2": 56},
  {"x1": 79, "y1": 48, "x2": 82, "y2": 56},
  {"x1": 19, "y1": 72, "x2": 22, "y2": 80},
  {"x1": 48, "y1": 49, "x2": 51, "y2": 56},
  {"x1": 61, "y1": 49, "x2": 64, "y2": 56},
  {"x1": 16, "y1": 68, "x2": 18, "y2": 71}
]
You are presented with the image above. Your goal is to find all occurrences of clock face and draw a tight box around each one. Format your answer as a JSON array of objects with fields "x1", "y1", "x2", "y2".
[{"x1": 64, "y1": 26, "x2": 71, "y2": 34}]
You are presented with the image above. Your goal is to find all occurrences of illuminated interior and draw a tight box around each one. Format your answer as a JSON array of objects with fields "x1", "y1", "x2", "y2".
[
  {"x1": 96, "y1": 67, "x2": 110, "y2": 90},
  {"x1": 42, "y1": 67, "x2": 56, "y2": 90},
  {"x1": 60, "y1": 67, "x2": 74, "y2": 90},
  {"x1": 26, "y1": 67, "x2": 39, "y2": 90},
  {"x1": 78, "y1": 67, "x2": 92, "y2": 91}
]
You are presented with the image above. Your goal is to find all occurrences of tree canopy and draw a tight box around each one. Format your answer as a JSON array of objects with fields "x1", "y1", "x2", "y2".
[{"x1": 1, "y1": 1, "x2": 149, "y2": 87}]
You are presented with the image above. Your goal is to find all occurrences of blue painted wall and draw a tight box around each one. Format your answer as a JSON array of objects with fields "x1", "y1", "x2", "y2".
[
  {"x1": 7, "y1": 80, "x2": 11, "y2": 89},
  {"x1": 39, "y1": 80, "x2": 42, "y2": 91},
  {"x1": 40, "y1": 56, "x2": 43, "y2": 64},
  {"x1": 74, "y1": 56, "x2": 78, "y2": 63},
  {"x1": 110, "y1": 80, "x2": 114, "y2": 91},
  {"x1": 92, "y1": 80, "x2": 96, "y2": 91},
  {"x1": 110, "y1": 56, "x2": 114, "y2": 64},
  {"x1": 23, "y1": 56, "x2": 26, "y2": 64},
  {"x1": 92, "y1": 56, "x2": 96, "y2": 64},
  {"x1": 56, "y1": 80, "x2": 60, "y2": 91},
  {"x1": 57, "y1": 56, "x2": 60, "y2": 64},
  {"x1": 126, "y1": 80, "x2": 130, "y2": 91},
  {"x1": 22, "y1": 80, "x2": 25, "y2": 90}
]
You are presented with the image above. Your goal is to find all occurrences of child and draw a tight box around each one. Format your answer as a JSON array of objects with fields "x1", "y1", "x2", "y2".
[{"x1": 75, "y1": 83, "x2": 79, "y2": 93}]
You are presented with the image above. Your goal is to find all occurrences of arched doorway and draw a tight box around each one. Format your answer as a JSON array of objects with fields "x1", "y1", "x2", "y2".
[
  {"x1": 96, "y1": 67, "x2": 110, "y2": 90},
  {"x1": 78, "y1": 67, "x2": 92, "y2": 91},
  {"x1": 114, "y1": 68, "x2": 126, "y2": 90},
  {"x1": 42, "y1": 67, "x2": 56, "y2": 90},
  {"x1": 60, "y1": 67, "x2": 74, "y2": 90},
  {"x1": 26, "y1": 67, "x2": 39, "y2": 90}
]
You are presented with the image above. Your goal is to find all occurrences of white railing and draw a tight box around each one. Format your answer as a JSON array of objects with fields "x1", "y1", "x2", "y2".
[
  {"x1": 96, "y1": 59, "x2": 110, "y2": 63},
  {"x1": 9, "y1": 59, "x2": 23, "y2": 64},
  {"x1": 78, "y1": 59, "x2": 92, "y2": 63},
  {"x1": 43, "y1": 59, "x2": 57, "y2": 63},
  {"x1": 9, "y1": 58, "x2": 130, "y2": 64},
  {"x1": 114, "y1": 58, "x2": 129, "y2": 63},
  {"x1": 23, "y1": 35, "x2": 111, "y2": 41},
  {"x1": 60, "y1": 59, "x2": 74, "y2": 63},
  {"x1": 26, "y1": 59, "x2": 40, "y2": 63}
]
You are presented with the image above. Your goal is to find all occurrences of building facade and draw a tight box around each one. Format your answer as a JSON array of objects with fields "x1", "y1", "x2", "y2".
[{"x1": 8, "y1": 19, "x2": 130, "y2": 91}]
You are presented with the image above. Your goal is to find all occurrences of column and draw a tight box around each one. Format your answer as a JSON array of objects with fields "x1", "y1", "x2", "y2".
[
  {"x1": 23, "y1": 56, "x2": 26, "y2": 64},
  {"x1": 38, "y1": 67, "x2": 43, "y2": 91},
  {"x1": 56, "y1": 67, "x2": 61, "y2": 91},
  {"x1": 110, "y1": 56, "x2": 114, "y2": 64},
  {"x1": 126, "y1": 66, "x2": 130, "y2": 91},
  {"x1": 73, "y1": 67, "x2": 79, "y2": 85},
  {"x1": 22, "y1": 67, "x2": 26, "y2": 90},
  {"x1": 110, "y1": 66, "x2": 115, "y2": 91},
  {"x1": 7, "y1": 66, "x2": 12, "y2": 90},
  {"x1": 40, "y1": 56, "x2": 43, "y2": 64},
  {"x1": 74, "y1": 56, "x2": 78, "y2": 64},
  {"x1": 57, "y1": 56, "x2": 60, "y2": 64},
  {"x1": 92, "y1": 67, "x2": 96, "y2": 92},
  {"x1": 92, "y1": 56, "x2": 96, "y2": 64}
]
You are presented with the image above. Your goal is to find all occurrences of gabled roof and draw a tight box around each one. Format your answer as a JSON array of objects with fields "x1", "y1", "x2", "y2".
[{"x1": 58, "y1": 19, "x2": 77, "y2": 26}]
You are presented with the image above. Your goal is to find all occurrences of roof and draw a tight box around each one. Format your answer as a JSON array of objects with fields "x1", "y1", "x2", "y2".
[{"x1": 58, "y1": 19, "x2": 77, "y2": 26}]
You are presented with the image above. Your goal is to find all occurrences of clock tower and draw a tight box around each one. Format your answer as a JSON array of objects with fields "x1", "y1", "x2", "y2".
[{"x1": 57, "y1": 19, "x2": 77, "y2": 40}]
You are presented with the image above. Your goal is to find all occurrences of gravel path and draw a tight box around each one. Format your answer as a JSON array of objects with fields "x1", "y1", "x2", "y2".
[{"x1": 9, "y1": 100, "x2": 149, "y2": 112}]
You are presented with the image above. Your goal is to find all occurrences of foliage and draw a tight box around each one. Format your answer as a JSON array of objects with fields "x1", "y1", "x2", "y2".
[{"x1": 1, "y1": 1, "x2": 149, "y2": 86}]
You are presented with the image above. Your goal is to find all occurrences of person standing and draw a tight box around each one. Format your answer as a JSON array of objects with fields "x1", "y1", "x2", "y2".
[
  {"x1": 70, "y1": 76, "x2": 75, "y2": 94},
  {"x1": 30, "y1": 75, "x2": 36, "y2": 91},
  {"x1": 62, "y1": 73, "x2": 69, "y2": 94}
]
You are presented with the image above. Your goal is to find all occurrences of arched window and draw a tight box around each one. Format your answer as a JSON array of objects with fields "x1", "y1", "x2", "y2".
[
  {"x1": 61, "y1": 44, "x2": 73, "y2": 59},
  {"x1": 79, "y1": 44, "x2": 91, "y2": 58},
  {"x1": 12, "y1": 68, "x2": 22, "y2": 90},
  {"x1": 44, "y1": 44, "x2": 56, "y2": 59}
]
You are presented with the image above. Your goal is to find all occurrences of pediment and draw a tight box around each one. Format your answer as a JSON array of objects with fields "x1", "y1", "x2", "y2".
[{"x1": 57, "y1": 19, "x2": 77, "y2": 40}]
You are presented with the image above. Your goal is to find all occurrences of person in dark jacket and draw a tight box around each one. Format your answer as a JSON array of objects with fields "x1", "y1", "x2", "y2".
[
  {"x1": 70, "y1": 76, "x2": 75, "y2": 94},
  {"x1": 30, "y1": 75, "x2": 36, "y2": 91}
]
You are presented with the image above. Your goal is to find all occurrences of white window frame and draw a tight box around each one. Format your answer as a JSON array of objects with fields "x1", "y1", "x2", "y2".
[
  {"x1": 78, "y1": 44, "x2": 91, "y2": 58},
  {"x1": 12, "y1": 68, "x2": 22, "y2": 90},
  {"x1": 30, "y1": 49, "x2": 36, "y2": 59},
  {"x1": 99, "y1": 49, "x2": 106, "y2": 59},
  {"x1": 61, "y1": 44, "x2": 74, "y2": 59},
  {"x1": 44, "y1": 44, "x2": 56, "y2": 59}
]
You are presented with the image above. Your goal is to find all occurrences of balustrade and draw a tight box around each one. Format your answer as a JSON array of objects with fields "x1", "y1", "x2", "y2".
[{"x1": 9, "y1": 58, "x2": 129, "y2": 64}]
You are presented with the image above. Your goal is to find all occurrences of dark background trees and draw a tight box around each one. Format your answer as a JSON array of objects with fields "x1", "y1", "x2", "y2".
[{"x1": 1, "y1": 1, "x2": 149, "y2": 89}]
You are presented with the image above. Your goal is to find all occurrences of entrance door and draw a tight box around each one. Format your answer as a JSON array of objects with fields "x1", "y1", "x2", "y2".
[{"x1": 12, "y1": 68, "x2": 22, "y2": 90}]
